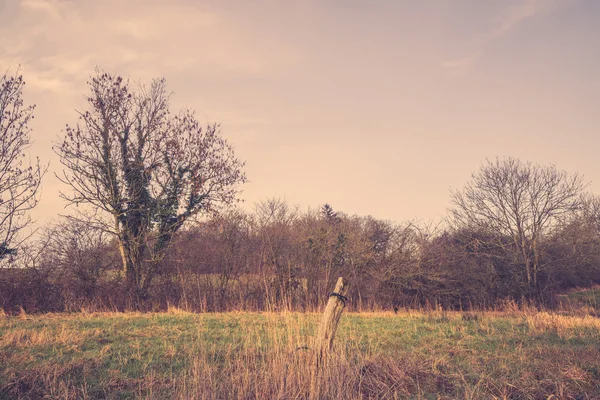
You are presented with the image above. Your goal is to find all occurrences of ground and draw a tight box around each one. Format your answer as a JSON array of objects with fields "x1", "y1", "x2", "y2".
[{"x1": 1, "y1": 308, "x2": 599, "y2": 399}]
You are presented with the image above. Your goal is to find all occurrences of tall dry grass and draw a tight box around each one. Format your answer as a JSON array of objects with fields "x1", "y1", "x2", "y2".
[{"x1": 170, "y1": 312, "x2": 429, "y2": 400}]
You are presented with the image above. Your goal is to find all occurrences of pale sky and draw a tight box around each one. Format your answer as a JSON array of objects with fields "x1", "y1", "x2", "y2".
[{"x1": 1, "y1": 0, "x2": 599, "y2": 226}]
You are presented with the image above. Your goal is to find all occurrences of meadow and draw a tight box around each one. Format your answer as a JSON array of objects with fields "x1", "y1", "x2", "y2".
[{"x1": 1, "y1": 305, "x2": 600, "y2": 400}]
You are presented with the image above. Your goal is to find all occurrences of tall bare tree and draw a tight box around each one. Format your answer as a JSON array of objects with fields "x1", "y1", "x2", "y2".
[
  {"x1": 450, "y1": 157, "x2": 584, "y2": 289},
  {"x1": 56, "y1": 71, "x2": 246, "y2": 303},
  {"x1": 0, "y1": 70, "x2": 44, "y2": 262}
]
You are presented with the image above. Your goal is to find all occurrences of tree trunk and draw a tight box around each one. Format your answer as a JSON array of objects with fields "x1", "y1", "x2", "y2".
[{"x1": 117, "y1": 237, "x2": 147, "y2": 308}]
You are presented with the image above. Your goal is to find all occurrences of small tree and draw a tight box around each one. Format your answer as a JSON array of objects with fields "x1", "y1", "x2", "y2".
[
  {"x1": 38, "y1": 216, "x2": 118, "y2": 304},
  {"x1": 56, "y1": 71, "x2": 246, "y2": 304},
  {"x1": 450, "y1": 157, "x2": 584, "y2": 289},
  {"x1": 0, "y1": 70, "x2": 44, "y2": 262}
]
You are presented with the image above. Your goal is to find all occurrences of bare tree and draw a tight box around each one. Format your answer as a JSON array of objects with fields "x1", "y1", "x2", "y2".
[
  {"x1": 450, "y1": 157, "x2": 584, "y2": 289},
  {"x1": 56, "y1": 71, "x2": 246, "y2": 303},
  {"x1": 40, "y1": 216, "x2": 116, "y2": 283},
  {"x1": 254, "y1": 198, "x2": 299, "y2": 308},
  {"x1": 0, "y1": 70, "x2": 44, "y2": 262}
]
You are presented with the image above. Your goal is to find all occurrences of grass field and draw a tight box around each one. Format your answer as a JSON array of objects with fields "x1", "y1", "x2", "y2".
[{"x1": 1, "y1": 308, "x2": 600, "y2": 399}]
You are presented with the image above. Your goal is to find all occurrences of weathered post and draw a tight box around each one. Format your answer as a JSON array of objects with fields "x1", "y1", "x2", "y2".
[
  {"x1": 310, "y1": 277, "x2": 349, "y2": 399},
  {"x1": 315, "y1": 277, "x2": 349, "y2": 361}
]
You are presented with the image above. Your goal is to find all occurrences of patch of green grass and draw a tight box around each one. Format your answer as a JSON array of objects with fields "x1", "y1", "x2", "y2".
[{"x1": 568, "y1": 287, "x2": 600, "y2": 306}]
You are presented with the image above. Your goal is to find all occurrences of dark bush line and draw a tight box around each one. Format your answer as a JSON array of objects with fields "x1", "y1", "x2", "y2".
[{"x1": 2, "y1": 201, "x2": 600, "y2": 314}]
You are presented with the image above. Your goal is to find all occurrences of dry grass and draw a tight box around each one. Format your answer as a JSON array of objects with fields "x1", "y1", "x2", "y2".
[
  {"x1": 1, "y1": 309, "x2": 599, "y2": 399},
  {"x1": 526, "y1": 312, "x2": 600, "y2": 337}
]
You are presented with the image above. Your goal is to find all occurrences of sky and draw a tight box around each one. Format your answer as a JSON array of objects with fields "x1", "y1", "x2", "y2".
[{"x1": 0, "y1": 0, "x2": 599, "y2": 227}]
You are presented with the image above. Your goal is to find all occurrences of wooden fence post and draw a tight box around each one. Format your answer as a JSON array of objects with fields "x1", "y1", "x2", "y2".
[{"x1": 310, "y1": 277, "x2": 349, "y2": 399}]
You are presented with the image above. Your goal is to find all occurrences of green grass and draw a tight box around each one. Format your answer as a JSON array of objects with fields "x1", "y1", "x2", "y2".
[
  {"x1": 568, "y1": 287, "x2": 600, "y2": 307},
  {"x1": 1, "y1": 309, "x2": 600, "y2": 399}
]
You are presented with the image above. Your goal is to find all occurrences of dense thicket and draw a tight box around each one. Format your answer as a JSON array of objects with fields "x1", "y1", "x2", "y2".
[{"x1": 2, "y1": 194, "x2": 599, "y2": 313}]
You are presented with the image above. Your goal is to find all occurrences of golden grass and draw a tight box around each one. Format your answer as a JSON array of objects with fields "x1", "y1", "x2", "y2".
[
  {"x1": 1, "y1": 325, "x2": 85, "y2": 348},
  {"x1": 526, "y1": 311, "x2": 600, "y2": 337}
]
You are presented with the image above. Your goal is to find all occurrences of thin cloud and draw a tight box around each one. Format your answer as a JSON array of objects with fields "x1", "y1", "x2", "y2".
[
  {"x1": 2, "y1": 0, "x2": 299, "y2": 86},
  {"x1": 440, "y1": 54, "x2": 478, "y2": 76},
  {"x1": 441, "y1": 0, "x2": 564, "y2": 76},
  {"x1": 493, "y1": 0, "x2": 556, "y2": 38},
  {"x1": 20, "y1": 0, "x2": 63, "y2": 19},
  {"x1": 24, "y1": 71, "x2": 65, "y2": 92}
]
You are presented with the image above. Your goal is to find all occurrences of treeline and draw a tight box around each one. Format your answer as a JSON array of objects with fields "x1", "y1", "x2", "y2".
[
  {"x1": 1, "y1": 70, "x2": 600, "y2": 313},
  {"x1": 2, "y1": 190, "x2": 600, "y2": 313}
]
